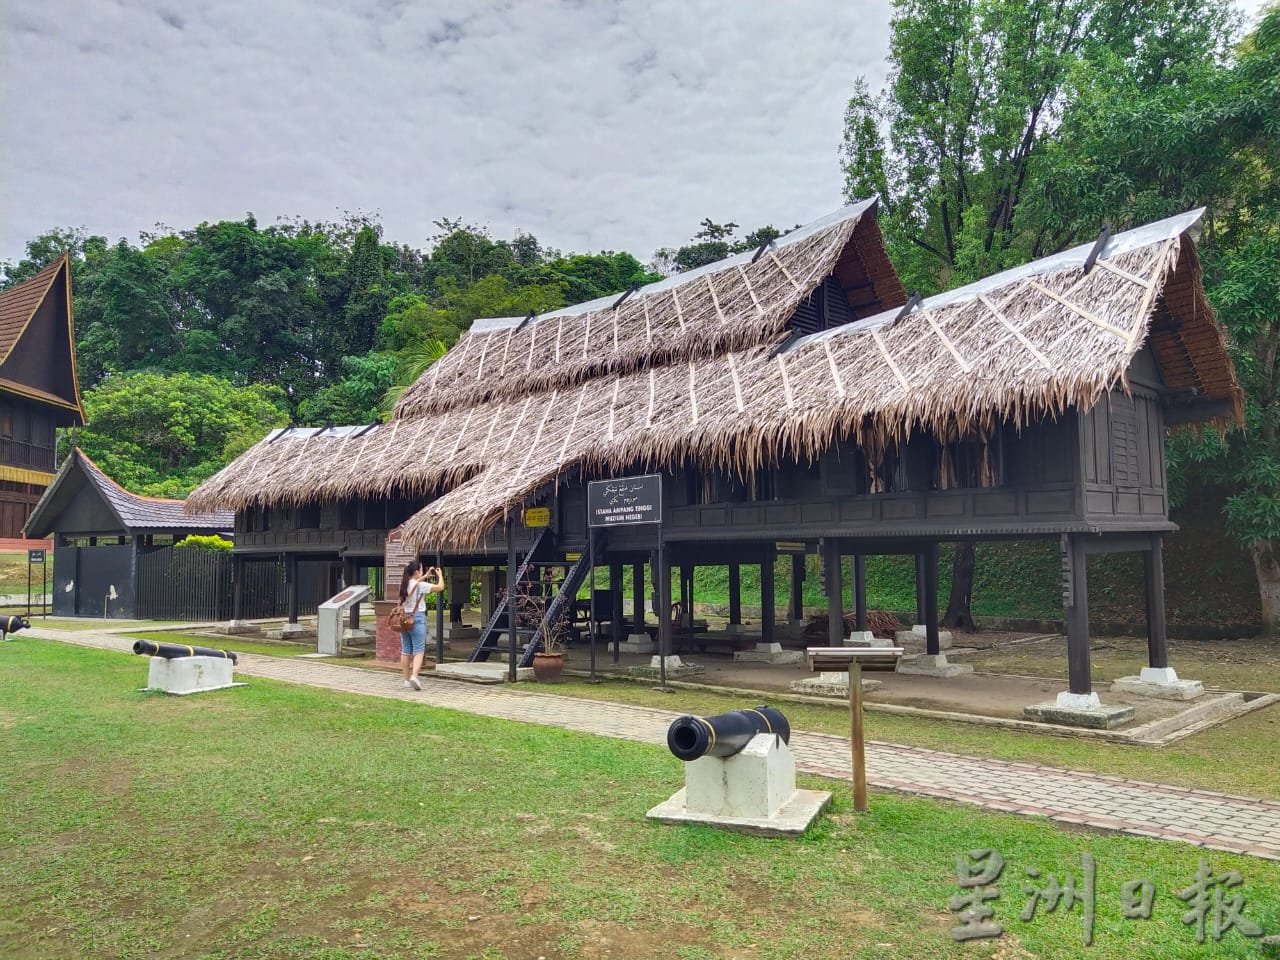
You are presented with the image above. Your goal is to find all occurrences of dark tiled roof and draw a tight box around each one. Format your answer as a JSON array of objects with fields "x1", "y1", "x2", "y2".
[
  {"x1": 0, "y1": 257, "x2": 65, "y2": 361},
  {"x1": 76, "y1": 450, "x2": 233, "y2": 530}
]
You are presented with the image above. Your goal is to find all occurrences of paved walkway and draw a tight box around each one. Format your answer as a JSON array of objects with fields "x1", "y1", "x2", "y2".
[{"x1": 32, "y1": 626, "x2": 1280, "y2": 862}]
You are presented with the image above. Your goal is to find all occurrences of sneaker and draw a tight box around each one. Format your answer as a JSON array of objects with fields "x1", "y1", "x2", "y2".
[
  {"x1": 403, "y1": 679, "x2": 413, "y2": 689},
  {"x1": 409, "y1": 675, "x2": 422, "y2": 691}
]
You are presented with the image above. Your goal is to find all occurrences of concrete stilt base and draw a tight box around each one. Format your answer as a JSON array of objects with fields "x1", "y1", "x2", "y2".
[
  {"x1": 617, "y1": 632, "x2": 657, "y2": 655},
  {"x1": 896, "y1": 653, "x2": 972, "y2": 678},
  {"x1": 734, "y1": 642, "x2": 802, "y2": 664},
  {"x1": 628, "y1": 655, "x2": 704, "y2": 678},
  {"x1": 218, "y1": 620, "x2": 258, "y2": 636},
  {"x1": 1023, "y1": 690, "x2": 1136, "y2": 729},
  {"x1": 267, "y1": 622, "x2": 316, "y2": 640},
  {"x1": 443, "y1": 624, "x2": 480, "y2": 641},
  {"x1": 845, "y1": 631, "x2": 891, "y2": 647},
  {"x1": 725, "y1": 622, "x2": 746, "y2": 635},
  {"x1": 433, "y1": 662, "x2": 532, "y2": 684},
  {"x1": 789, "y1": 673, "x2": 883, "y2": 697},
  {"x1": 341, "y1": 627, "x2": 373, "y2": 643},
  {"x1": 1110, "y1": 666, "x2": 1205, "y2": 701},
  {"x1": 145, "y1": 656, "x2": 243, "y2": 695},
  {"x1": 647, "y1": 734, "x2": 831, "y2": 837},
  {"x1": 897, "y1": 625, "x2": 952, "y2": 649}
]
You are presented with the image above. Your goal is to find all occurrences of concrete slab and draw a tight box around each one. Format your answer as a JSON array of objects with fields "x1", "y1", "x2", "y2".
[
  {"x1": 1023, "y1": 698, "x2": 1136, "y2": 729},
  {"x1": 789, "y1": 673, "x2": 884, "y2": 697},
  {"x1": 897, "y1": 626, "x2": 952, "y2": 649},
  {"x1": 1111, "y1": 667, "x2": 1205, "y2": 701},
  {"x1": 647, "y1": 787, "x2": 831, "y2": 837},
  {"x1": 267, "y1": 623, "x2": 316, "y2": 641},
  {"x1": 218, "y1": 620, "x2": 258, "y2": 636},
  {"x1": 617, "y1": 633, "x2": 657, "y2": 655},
  {"x1": 896, "y1": 653, "x2": 973, "y2": 678},
  {"x1": 734, "y1": 643, "x2": 803, "y2": 665},
  {"x1": 432, "y1": 662, "x2": 533, "y2": 684},
  {"x1": 628, "y1": 655, "x2": 705, "y2": 679}
]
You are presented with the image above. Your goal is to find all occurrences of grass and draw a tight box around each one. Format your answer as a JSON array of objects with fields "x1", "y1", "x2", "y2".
[{"x1": 2, "y1": 638, "x2": 1278, "y2": 959}]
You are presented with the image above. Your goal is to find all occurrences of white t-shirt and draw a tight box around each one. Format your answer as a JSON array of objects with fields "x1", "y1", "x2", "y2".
[{"x1": 402, "y1": 579, "x2": 434, "y2": 614}]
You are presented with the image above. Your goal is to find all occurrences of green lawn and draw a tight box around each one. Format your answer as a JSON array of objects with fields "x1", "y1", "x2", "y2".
[{"x1": 2, "y1": 638, "x2": 1277, "y2": 959}]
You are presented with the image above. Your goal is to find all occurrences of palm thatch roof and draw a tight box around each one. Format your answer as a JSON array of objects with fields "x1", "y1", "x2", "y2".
[{"x1": 188, "y1": 204, "x2": 1241, "y2": 554}]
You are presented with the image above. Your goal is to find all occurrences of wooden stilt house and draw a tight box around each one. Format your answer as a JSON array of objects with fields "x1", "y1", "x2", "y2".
[{"x1": 188, "y1": 200, "x2": 1241, "y2": 710}]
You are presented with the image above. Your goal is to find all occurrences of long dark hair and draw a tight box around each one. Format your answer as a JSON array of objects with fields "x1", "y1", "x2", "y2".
[{"x1": 398, "y1": 560, "x2": 423, "y2": 602}]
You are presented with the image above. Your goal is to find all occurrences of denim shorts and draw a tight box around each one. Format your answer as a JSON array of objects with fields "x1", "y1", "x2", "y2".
[{"x1": 400, "y1": 610, "x2": 426, "y2": 655}]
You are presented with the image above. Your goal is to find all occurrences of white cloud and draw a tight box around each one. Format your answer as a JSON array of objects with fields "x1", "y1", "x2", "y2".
[{"x1": 0, "y1": 0, "x2": 893, "y2": 262}]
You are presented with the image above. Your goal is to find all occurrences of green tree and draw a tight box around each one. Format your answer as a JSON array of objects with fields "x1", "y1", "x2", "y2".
[
  {"x1": 297, "y1": 352, "x2": 400, "y2": 426},
  {"x1": 66, "y1": 371, "x2": 288, "y2": 497},
  {"x1": 1041, "y1": 9, "x2": 1280, "y2": 629},
  {"x1": 840, "y1": 0, "x2": 1236, "y2": 627}
]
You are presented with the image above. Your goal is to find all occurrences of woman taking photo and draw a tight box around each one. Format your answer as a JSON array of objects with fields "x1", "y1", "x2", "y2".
[{"x1": 399, "y1": 561, "x2": 444, "y2": 690}]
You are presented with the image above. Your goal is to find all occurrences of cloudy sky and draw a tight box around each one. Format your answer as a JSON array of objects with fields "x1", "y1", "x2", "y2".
[{"x1": 1, "y1": 1, "x2": 1270, "y2": 265}]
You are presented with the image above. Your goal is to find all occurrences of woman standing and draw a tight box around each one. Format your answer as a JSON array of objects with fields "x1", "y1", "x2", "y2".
[{"x1": 399, "y1": 561, "x2": 444, "y2": 690}]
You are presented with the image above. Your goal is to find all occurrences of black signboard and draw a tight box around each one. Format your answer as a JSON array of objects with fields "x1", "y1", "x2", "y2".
[
  {"x1": 587, "y1": 474, "x2": 663, "y2": 527},
  {"x1": 28, "y1": 549, "x2": 45, "y2": 564}
]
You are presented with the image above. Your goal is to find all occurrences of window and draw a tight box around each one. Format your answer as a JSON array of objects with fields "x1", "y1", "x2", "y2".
[
  {"x1": 785, "y1": 276, "x2": 856, "y2": 336},
  {"x1": 296, "y1": 504, "x2": 321, "y2": 529},
  {"x1": 339, "y1": 500, "x2": 361, "y2": 530},
  {"x1": 937, "y1": 432, "x2": 1003, "y2": 490}
]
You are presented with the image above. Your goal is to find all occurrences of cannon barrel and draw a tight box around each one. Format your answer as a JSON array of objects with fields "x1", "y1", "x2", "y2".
[
  {"x1": 666, "y1": 706, "x2": 790, "y2": 761},
  {"x1": 132, "y1": 639, "x2": 238, "y2": 664},
  {"x1": 1, "y1": 615, "x2": 30, "y2": 633}
]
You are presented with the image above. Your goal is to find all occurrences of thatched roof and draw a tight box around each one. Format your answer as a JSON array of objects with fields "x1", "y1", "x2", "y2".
[
  {"x1": 394, "y1": 198, "x2": 903, "y2": 419},
  {"x1": 188, "y1": 205, "x2": 1241, "y2": 554}
]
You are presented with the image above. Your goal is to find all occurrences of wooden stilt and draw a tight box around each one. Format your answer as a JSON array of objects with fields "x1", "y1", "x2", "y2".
[
  {"x1": 823, "y1": 538, "x2": 842, "y2": 646},
  {"x1": 789, "y1": 553, "x2": 805, "y2": 621},
  {"x1": 728, "y1": 562, "x2": 742, "y2": 624},
  {"x1": 1064, "y1": 534, "x2": 1092, "y2": 695},
  {"x1": 1144, "y1": 534, "x2": 1169, "y2": 670},
  {"x1": 760, "y1": 548, "x2": 776, "y2": 645},
  {"x1": 852, "y1": 553, "x2": 867, "y2": 632},
  {"x1": 924, "y1": 543, "x2": 940, "y2": 656}
]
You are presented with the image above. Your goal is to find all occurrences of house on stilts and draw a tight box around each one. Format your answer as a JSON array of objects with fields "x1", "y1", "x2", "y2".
[{"x1": 187, "y1": 200, "x2": 1242, "y2": 726}]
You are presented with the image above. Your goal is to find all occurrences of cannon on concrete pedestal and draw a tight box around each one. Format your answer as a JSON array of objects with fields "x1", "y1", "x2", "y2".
[{"x1": 131, "y1": 638, "x2": 242, "y2": 695}]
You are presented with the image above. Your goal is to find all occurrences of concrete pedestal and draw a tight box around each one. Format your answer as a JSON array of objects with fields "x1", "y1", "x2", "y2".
[
  {"x1": 647, "y1": 734, "x2": 830, "y2": 836},
  {"x1": 433, "y1": 662, "x2": 533, "y2": 684},
  {"x1": 218, "y1": 620, "x2": 258, "y2": 636},
  {"x1": 896, "y1": 625, "x2": 952, "y2": 649},
  {"x1": 789, "y1": 673, "x2": 883, "y2": 697},
  {"x1": 845, "y1": 631, "x2": 891, "y2": 647},
  {"x1": 268, "y1": 622, "x2": 315, "y2": 641},
  {"x1": 1111, "y1": 666, "x2": 1205, "y2": 701},
  {"x1": 628, "y1": 655, "x2": 704, "y2": 678},
  {"x1": 617, "y1": 632, "x2": 657, "y2": 654},
  {"x1": 443, "y1": 623, "x2": 480, "y2": 642},
  {"x1": 734, "y1": 642, "x2": 802, "y2": 664},
  {"x1": 1023, "y1": 690, "x2": 1136, "y2": 729},
  {"x1": 896, "y1": 653, "x2": 972, "y2": 678},
  {"x1": 342, "y1": 627, "x2": 373, "y2": 643},
  {"x1": 145, "y1": 656, "x2": 241, "y2": 695}
]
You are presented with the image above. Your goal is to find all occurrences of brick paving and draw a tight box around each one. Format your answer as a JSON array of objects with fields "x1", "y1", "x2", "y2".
[{"x1": 33, "y1": 627, "x2": 1280, "y2": 862}]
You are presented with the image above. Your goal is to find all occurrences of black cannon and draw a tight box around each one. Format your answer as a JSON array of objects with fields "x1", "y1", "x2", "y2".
[
  {"x1": 132, "y1": 639, "x2": 238, "y2": 665},
  {"x1": 1, "y1": 615, "x2": 29, "y2": 638},
  {"x1": 666, "y1": 706, "x2": 790, "y2": 761}
]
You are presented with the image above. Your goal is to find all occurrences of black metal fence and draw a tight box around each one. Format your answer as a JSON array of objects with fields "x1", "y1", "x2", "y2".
[{"x1": 135, "y1": 548, "x2": 327, "y2": 621}]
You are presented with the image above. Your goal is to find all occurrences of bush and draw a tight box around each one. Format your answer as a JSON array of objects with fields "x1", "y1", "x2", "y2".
[{"x1": 175, "y1": 535, "x2": 232, "y2": 552}]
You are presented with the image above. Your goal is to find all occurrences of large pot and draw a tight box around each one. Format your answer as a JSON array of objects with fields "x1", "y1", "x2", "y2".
[{"x1": 532, "y1": 652, "x2": 565, "y2": 683}]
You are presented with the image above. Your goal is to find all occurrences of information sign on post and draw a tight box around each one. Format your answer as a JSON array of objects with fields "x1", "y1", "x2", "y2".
[
  {"x1": 28, "y1": 549, "x2": 45, "y2": 564},
  {"x1": 586, "y1": 474, "x2": 665, "y2": 686},
  {"x1": 27, "y1": 549, "x2": 47, "y2": 620},
  {"x1": 587, "y1": 474, "x2": 663, "y2": 527}
]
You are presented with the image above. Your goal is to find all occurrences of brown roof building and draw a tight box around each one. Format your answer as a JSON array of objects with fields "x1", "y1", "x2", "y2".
[{"x1": 0, "y1": 255, "x2": 86, "y2": 538}]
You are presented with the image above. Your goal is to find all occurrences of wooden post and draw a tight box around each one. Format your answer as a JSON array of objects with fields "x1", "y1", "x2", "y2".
[
  {"x1": 656, "y1": 544, "x2": 671, "y2": 689},
  {"x1": 631, "y1": 561, "x2": 645, "y2": 633},
  {"x1": 435, "y1": 552, "x2": 446, "y2": 664},
  {"x1": 231, "y1": 554, "x2": 244, "y2": 621},
  {"x1": 506, "y1": 518, "x2": 517, "y2": 683},
  {"x1": 849, "y1": 659, "x2": 867, "y2": 813},
  {"x1": 1144, "y1": 534, "x2": 1169, "y2": 670},
  {"x1": 680, "y1": 563, "x2": 693, "y2": 632},
  {"x1": 914, "y1": 552, "x2": 926, "y2": 626},
  {"x1": 924, "y1": 542, "x2": 940, "y2": 656},
  {"x1": 728, "y1": 562, "x2": 742, "y2": 625},
  {"x1": 852, "y1": 553, "x2": 867, "y2": 632},
  {"x1": 823, "y1": 538, "x2": 842, "y2": 646},
  {"x1": 1063, "y1": 534, "x2": 1092, "y2": 695},
  {"x1": 344, "y1": 557, "x2": 360, "y2": 631},
  {"x1": 286, "y1": 553, "x2": 299, "y2": 624},
  {"x1": 789, "y1": 552, "x2": 805, "y2": 621},
  {"x1": 760, "y1": 547, "x2": 776, "y2": 644},
  {"x1": 610, "y1": 561, "x2": 623, "y2": 662}
]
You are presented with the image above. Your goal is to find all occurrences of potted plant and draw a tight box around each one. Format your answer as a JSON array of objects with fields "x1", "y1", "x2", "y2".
[{"x1": 531, "y1": 606, "x2": 568, "y2": 683}]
